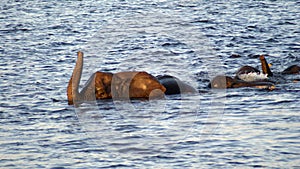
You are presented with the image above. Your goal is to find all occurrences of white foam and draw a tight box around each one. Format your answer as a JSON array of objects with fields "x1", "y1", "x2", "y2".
[{"x1": 238, "y1": 72, "x2": 268, "y2": 82}]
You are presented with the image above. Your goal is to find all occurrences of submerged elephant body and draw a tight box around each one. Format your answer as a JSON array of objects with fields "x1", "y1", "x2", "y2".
[
  {"x1": 156, "y1": 75, "x2": 197, "y2": 95},
  {"x1": 67, "y1": 52, "x2": 166, "y2": 105},
  {"x1": 68, "y1": 52, "x2": 298, "y2": 105},
  {"x1": 111, "y1": 72, "x2": 166, "y2": 99},
  {"x1": 208, "y1": 75, "x2": 275, "y2": 90},
  {"x1": 209, "y1": 55, "x2": 298, "y2": 90},
  {"x1": 92, "y1": 71, "x2": 167, "y2": 100}
]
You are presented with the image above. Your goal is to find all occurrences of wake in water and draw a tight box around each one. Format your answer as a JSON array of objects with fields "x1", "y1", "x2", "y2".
[{"x1": 237, "y1": 72, "x2": 268, "y2": 82}]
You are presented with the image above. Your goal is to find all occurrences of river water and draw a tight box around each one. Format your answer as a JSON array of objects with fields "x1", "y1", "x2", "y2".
[{"x1": 1, "y1": 0, "x2": 299, "y2": 168}]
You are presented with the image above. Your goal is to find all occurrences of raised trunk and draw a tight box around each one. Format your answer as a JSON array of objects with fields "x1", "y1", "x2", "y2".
[
  {"x1": 67, "y1": 51, "x2": 83, "y2": 105},
  {"x1": 260, "y1": 55, "x2": 273, "y2": 77}
]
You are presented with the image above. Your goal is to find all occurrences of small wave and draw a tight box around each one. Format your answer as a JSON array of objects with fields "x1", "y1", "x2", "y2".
[{"x1": 238, "y1": 72, "x2": 268, "y2": 82}]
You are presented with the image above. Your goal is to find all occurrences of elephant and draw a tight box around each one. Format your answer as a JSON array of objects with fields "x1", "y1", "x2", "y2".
[
  {"x1": 209, "y1": 55, "x2": 275, "y2": 89},
  {"x1": 208, "y1": 75, "x2": 275, "y2": 90},
  {"x1": 209, "y1": 55, "x2": 299, "y2": 90},
  {"x1": 67, "y1": 51, "x2": 166, "y2": 105}
]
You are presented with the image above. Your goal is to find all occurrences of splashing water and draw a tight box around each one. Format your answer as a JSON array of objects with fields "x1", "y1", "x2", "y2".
[{"x1": 238, "y1": 72, "x2": 268, "y2": 82}]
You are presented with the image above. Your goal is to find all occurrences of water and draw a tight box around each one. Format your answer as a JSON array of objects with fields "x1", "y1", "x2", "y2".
[{"x1": 1, "y1": 0, "x2": 300, "y2": 168}]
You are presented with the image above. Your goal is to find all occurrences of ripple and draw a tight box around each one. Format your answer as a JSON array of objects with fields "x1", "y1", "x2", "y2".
[{"x1": 1, "y1": 0, "x2": 300, "y2": 168}]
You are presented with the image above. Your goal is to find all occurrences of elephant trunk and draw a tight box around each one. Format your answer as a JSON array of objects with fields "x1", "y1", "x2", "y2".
[
  {"x1": 67, "y1": 51, "x2": 83, "y2": 105},
  {"x1": 260, "y1": 55, "x2": 273, "y2": 77}
]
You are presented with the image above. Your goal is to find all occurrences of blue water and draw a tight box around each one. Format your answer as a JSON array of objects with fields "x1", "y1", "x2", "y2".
[{"x1": 1, "y1": 0, "x2": 300, "y2": 168}]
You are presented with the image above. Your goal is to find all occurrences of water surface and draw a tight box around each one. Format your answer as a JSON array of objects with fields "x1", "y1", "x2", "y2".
[{"x1": 1, "y1": 0, "x2": 299, "y2": 168}]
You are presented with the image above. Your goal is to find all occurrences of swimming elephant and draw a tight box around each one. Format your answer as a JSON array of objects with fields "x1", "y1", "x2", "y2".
[
  {"x1": 235, "y1": 55, "x2": 274, "y2": 78},
  {"x1": 210, "y1": 55, "x2": 275, "y2": 89},
  {"x1": 208, "y1": 55, "x2": 299, "y2": 90},
  {"x1": 67, "y1": 51, "x2": 166, "y2": 105},
  {"x1": 236, "y1": 55, "x2": 296, "y2": 83},
  {"x1": 208, "y1": 75, "x2": 275, "y2": 90},
  {"x1": 156, "y1": 75, "x2": 197, "y2": 95}
]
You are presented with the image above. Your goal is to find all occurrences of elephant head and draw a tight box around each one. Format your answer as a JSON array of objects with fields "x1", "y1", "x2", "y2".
[{"x1": 67, "y1": 51, "x2": 98, "y2": 105}]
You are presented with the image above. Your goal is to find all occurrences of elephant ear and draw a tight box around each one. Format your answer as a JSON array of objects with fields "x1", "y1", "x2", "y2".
[
  {"x1": 94, "y1": 72, "x2": 113, "y2": 99},
  {"x1": 111, "y1": 72, "x2": 166, "y2": 99}
]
